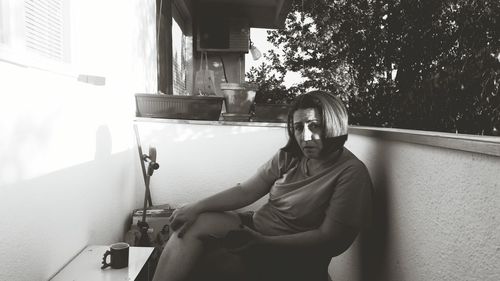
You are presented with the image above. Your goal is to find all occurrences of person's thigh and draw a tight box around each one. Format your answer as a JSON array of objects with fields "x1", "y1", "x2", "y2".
[
  {"x1": 177, "y1": 211, "x2": 248, "y2": 280},
  {"x1": 183, "y1": 211, "x2": 242, "y2": 240}
]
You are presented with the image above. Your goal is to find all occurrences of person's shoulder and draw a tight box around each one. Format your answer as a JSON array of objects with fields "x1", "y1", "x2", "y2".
[
  {"x1": 340, "y1": 148, "x2": 369, "y2": 172},
  {"x1": 337, "y1": 149, "x2": 373, "y2": 187},
  {"x1": 275, "y1": 148, "x2": 300, "y2": 171},
  {"x1": 277, "y1": 148, "x2": 299, "y2": 162}
]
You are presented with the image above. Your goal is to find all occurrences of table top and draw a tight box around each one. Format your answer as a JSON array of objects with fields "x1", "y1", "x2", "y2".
[{"x1": 51, "y1": 245, "x2": 154, "y2": 281}]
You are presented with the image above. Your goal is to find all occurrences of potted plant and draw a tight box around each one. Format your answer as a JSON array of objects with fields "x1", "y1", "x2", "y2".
[
  {"x1": 251, "y1": 87, "x2": 294, "y2": 123},
  {"x1": 219, "y1": 82, "x2": 257, "y2": 121},
  {"x1": 252, "y1": 103, "x2": 290, "y2": 122}
]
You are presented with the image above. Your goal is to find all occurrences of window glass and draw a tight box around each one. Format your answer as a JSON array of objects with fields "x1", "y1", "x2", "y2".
[{"x1": 172, "y1": 18, "x2": 187, "y2": 95}]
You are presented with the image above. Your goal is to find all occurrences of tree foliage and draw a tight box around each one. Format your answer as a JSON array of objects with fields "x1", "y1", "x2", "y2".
[
  {"x1": 246, "y1": 51, "x2": 298, "y2": 104},
  {"x1": 250, "y1": 0, "x2": 500, "y2": 135}
]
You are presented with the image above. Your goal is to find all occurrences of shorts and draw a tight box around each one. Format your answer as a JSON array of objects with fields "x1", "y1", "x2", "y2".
[{"x1": 235, "y1": 211, "x2": 329, "y2": 281}]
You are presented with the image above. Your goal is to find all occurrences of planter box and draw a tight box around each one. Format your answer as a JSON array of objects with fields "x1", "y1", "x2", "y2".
[
  {"x1": 252, "y1": 103, "x2": 290, "y2": 122},
  {"x1": 135, "y1": 94, "x2": 223, "y2": 121}
]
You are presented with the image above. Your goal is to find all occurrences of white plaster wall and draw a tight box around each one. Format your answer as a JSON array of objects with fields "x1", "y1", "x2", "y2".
[
  {"x1": 331, "y1": 134, "x2": 500, "y2": 281},
  {"x1": 135, "y1": 122, "x2": 289, "y2": 209},
  {"x1": 0, "y1": 1, "x2": 157, "y2": 280},
  {"x1": 138, "y1": 122, "x2": 499, "y2": 281}
]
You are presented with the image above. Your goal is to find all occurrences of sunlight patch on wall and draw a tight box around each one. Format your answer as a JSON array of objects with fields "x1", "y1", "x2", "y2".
[{"x1": 0, "y1": 61, "x2": 134, "y2": 187}]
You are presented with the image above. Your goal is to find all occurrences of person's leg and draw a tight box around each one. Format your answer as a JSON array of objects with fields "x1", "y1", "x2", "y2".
[
  {"x1": 191, "y1": 246, "x2": 248, "y2": 281},
  {"x1": 152, "y1": 211, "x2": 241, "y2": 281}
]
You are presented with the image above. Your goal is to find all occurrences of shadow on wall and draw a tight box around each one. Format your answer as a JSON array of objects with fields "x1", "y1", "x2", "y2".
[{"x1": 359, "y1": 140, "x2": 392, "y2": 281}]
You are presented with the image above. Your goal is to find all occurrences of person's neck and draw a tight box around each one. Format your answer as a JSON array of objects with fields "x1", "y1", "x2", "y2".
[{"x1": 306, "y1": 147, "x2": 343, "y2": 172}]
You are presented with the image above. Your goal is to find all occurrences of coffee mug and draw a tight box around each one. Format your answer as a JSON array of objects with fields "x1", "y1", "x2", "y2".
[{"x1": 101, "y1": 242, "x2": 129, "y2": 269}]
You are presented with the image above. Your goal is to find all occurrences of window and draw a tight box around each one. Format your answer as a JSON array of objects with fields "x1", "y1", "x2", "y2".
[
  {"x1": 0, "y1": 0, "x2": 71, "y2": 71},
  {"x1": 172, "y1": 12, "x2": 192, "y2": 96},
  {"x1": 156, "y1": 0, "x2": 192, "y2": 95}
]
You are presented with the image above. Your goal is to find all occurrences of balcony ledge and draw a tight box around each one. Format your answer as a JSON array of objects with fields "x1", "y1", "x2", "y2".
[
  {"x1": 350, "y1": 126, "x2": 500, "y2": 157},
  {"x1": 135, "y1": 118, "x2": 500, "y2": 157}
]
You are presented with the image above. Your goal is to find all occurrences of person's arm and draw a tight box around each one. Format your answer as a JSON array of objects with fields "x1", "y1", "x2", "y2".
[
  {"x1": 171, "y1": 151, "x2": 286, "y2": 237},
  {"x1": 170, "y1": 174, "x2": 272, "y2": 237},
  {"x1": 192, "y1": 150, "x2": 287, "y2": 213},
  {"x1": 193, "y1": 175, "x2": 271, "y2": 213},
  {"x1": 259, "y1": 218, "x2": 359, "y2": 257},
  {"x1": 229, "y1": 216, "x2": 358, "y2": 258}
]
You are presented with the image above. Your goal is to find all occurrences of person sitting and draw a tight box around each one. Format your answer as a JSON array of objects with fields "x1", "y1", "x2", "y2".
[{"x1": 152, "y1": 90, "x2": 373, "y2": 281}]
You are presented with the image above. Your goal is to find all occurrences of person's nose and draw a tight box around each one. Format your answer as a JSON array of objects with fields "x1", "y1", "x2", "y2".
[{"x1": 302, "y1": 126, "x2": 314, "y2": 141}]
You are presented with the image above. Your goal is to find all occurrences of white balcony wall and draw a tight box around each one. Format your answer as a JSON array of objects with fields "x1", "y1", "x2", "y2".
[
  {"x1": 0, "y1": 1, "x2": 157, "y2": 280},
  {"x1": 135, "y1": 121, "x2": 289, "y2": 209},
  {"x1": 331, "y1": 130, "x2": 499, "y2": 281},
  {"x1": 138, "y1": 120, "x2": 499, "y2": 281}
]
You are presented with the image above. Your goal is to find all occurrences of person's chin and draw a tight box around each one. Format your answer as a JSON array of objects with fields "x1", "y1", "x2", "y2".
[{"x1": 302, "y1": 148, "x2": 320, "y2": 158}]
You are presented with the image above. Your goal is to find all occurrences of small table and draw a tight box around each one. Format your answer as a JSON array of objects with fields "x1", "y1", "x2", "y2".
[{"x1": 51, "y1": 245, "x2": 155, "y2": 281}]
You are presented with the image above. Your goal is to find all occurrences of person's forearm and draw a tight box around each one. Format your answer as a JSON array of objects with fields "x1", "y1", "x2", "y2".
[
  {"x1": 192, "y1": 175, "x2": 269, "y2": 214},
  {"x1": 193, "y1": 184, "x2": 256, "y2": 213}
]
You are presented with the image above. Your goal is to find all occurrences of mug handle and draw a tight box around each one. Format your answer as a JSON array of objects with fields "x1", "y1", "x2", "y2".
[{"x1": 101, "y1": 250, "x2": 111, "y2": 269}]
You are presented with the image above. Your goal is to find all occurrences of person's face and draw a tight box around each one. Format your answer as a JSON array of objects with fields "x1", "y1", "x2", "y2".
[{"x1": 293, "y1": 108, "x2": 324, "y2": 159}]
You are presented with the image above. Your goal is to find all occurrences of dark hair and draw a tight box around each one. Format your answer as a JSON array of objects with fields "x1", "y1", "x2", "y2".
[{"x1": 281, "y1": 90, "x2": 348, "y2": 156}]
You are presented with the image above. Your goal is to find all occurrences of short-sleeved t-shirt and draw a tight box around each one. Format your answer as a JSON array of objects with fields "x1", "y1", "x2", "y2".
[{"x1": 250, "y1": 148, "x2": 373, "y2": 236}]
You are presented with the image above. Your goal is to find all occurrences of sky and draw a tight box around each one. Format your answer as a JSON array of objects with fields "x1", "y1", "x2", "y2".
[{"x1": 244, "y1": 28, "x2": 304, "y2": 88}]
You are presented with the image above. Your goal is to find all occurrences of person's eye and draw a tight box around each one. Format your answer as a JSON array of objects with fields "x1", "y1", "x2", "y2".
[
  {"x1": 294, "y1": 124, "x2": 303, "y2": 132},
  {"x1": 309, "y1": 123, "x2": 321, "y2": 130}
]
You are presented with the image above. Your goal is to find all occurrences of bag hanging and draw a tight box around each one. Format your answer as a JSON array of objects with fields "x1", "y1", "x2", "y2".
[{"x1": 194, "y1": 51, "x2": 216, "y2": 95}]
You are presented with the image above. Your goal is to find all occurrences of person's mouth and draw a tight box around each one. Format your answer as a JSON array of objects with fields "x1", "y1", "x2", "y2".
[{"x1": 302, "y1": 146, "x2": 317, "y2": 151}]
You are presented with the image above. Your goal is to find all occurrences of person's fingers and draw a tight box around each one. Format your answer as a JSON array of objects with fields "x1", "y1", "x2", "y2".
[
  {"x1": 170, "y1": 217, "x2": 183, "y2": 231},
  {"x1": 177, "y1": 221, "x2": 192, "y2": 238},
  {"x1": 169, "y1": 210, "x2": 178, "y2": 222}
]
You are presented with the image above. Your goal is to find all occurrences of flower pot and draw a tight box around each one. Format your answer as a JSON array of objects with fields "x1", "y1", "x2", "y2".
[{"x1": 220, "y1": 83, "x2": 256, "y2": 121}]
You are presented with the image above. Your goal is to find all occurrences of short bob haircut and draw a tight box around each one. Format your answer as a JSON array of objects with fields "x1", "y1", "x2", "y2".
[{"x1": 282, "y1": 90, "x2": 349, "y2": 156}]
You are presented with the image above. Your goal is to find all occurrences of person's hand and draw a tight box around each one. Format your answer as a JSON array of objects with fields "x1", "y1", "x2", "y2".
[
  {"x1": 169, "y1": 204, "x2": 201, "y2": 238},
  {"x1": 223, "y1": 225, "x2": 266, "y2": 254}
]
